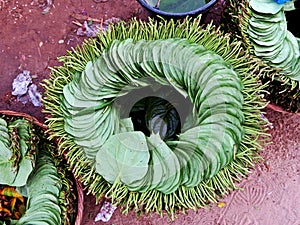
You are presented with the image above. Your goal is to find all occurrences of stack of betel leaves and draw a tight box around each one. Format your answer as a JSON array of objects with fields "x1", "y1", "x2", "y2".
[
  {"x1": 0, "y1": 115, "x2": 77, "y2": 225},
  {"x1": 224, "y1": 0, "x2": 300, "y2": 112},
  {"x1": 42, "y1": 16, "x2": 269, "y2": 218},
  {"x1": 92, "y1": 38, "x2": 246, "y2": 194}
]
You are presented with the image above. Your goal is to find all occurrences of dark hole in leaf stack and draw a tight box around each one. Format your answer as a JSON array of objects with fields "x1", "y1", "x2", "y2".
[
  {"x1": 116, "y1": 84, "x2": 193, "y2": 141},
  {"x1": 130, "y1": 96, "x2": 181, "y2": 141}
]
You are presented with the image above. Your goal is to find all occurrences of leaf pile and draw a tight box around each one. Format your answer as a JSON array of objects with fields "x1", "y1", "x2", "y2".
[
  {"x1": 0, "y1": 119, "x2": 36, "y2": 187},
  {"x1": 224, "y1": 0, "x2": 300, "y2": 112},
  {"x1": 61, "y1": 38, "x2": 245, "y2": 194},
  {"x1": 248, "y1": 0, "x2": 300, "y2": 82},
  {"x1": 15, "y1": 149, "x2": 62, "y2": 225},
  {"x1": 42, "y1": 16, "x2": 268, "y2": 218},
  {"x1": 0, "y1": 116, "x2": 78, "y2": 225}
]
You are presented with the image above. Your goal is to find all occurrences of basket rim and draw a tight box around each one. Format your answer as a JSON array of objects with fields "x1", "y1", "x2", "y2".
[
  {"x1": 0, "y1": 110, "x2": 84, "y2": 225},
  {"x1": 266, "y1": 103, "x2": 300, "y2": 115}
]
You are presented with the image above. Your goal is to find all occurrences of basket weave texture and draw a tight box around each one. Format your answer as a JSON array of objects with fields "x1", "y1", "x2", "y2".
[{"x1": 0, "y1": 110, "x2": 84, "y2": 225}]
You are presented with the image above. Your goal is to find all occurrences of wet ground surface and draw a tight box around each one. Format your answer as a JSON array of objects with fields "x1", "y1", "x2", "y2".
[{"x1": 1, "y1": 1, "x2": 299, "y2": 224}]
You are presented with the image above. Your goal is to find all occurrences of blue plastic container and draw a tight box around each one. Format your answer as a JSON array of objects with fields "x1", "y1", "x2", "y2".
[{"x1": 137, "y1": 0, "x2": 218, "y2": 18}]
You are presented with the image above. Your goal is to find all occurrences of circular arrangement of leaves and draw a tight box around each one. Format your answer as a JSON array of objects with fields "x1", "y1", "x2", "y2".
[
  {"x1": 42, "y1": 17, "x2": 268, "y2": 217},
  {"x1": 225, "y1": 0, "x2": 300, "y2": 112},
  {"x1": 62, "y1": 38, "x2": 247, "y2": 195},
  {"x1": 0, "y1": 115, "x2": 77, "y2": 225}
]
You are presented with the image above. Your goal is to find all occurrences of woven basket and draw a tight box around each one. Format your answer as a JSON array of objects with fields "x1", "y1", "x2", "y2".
[
  {"x1": 266, "y1": 104, "x2": 300, "y2": 116},
  {"x1": 0, "y1": 110, "x2": 84, "y2": 225}
]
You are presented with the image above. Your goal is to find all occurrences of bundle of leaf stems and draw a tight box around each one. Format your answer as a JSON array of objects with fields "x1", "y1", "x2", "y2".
[{"x1": 42, "y1": 16, "x2": 269, "y2": 219}]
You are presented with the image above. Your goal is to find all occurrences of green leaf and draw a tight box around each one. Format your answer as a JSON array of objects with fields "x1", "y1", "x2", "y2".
[
  {"x1": 0, "y1": 141, "x2": 15, "y2": 184},
  {"x1": 20, "y1": 149, "x2": 62, "y2": 225},
  {"x1": 283, "y1": 1, "x2": 296, "y2": 11},
  {"x1": 147, "y1": 133, "x2": 181, "y2": 194},
  {"x1": 96, "y1": 131, "x2": 150, "y2": 186},
  {"x1": 247, "y1": 0, "x2": 300, "y2": 82},
  {"x1": 144, "y1": 0, "x2": 159, "y2": 7},
  {"x1": 249, "y1": 0, "x2": 283, "y2": 14},
  {"x1": 11, "y1": 157, "x2": 34, "y2": 187},
  {"x1": 0, "y1": 120, "x2": 35, "y2": 187},
  {"x1": 119, "y1": 118, "x2": 135, "y2": 133}
]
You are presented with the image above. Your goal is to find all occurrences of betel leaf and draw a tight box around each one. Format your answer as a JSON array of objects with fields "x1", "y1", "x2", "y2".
[
  {"x1": 118, "y1": 118, "x2": 135, "y2": 133},
  {"x1": 283, "y1": 1, "x2": 296, "y2": 11},
  {"x1": 0, "y1": 141, "x2": 15, "y2": 184},
  {"x1": 96, "y1": 131, "x2": 150, "y2": 186},
  {"x1": 16, "y1": 148, "x2": 62, "y2": 225},
  {"x1": 146, "y1": 133, "x2": 181, "y2": 194},
  {"x1": 247, "y1": 0, "x2": 300, "y2": 81},
  {"x1": 0, "y1": 119, "x2": 35, "y2": 187},
  {"x1": 249, "y1": 0, "x2": 283, "y2": 14},
  {"x1": 10, "y1": 157, "x2": 34, "y2": 187},
  {"x1": 144, "y1": 0, "x2": 159, "y2": 7}
]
